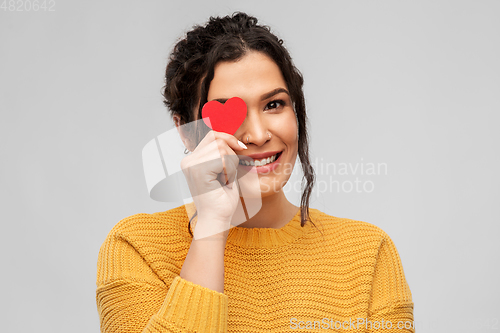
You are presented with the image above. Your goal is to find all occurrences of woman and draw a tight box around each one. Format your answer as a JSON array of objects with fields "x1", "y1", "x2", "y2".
[{"x1": 96, "y1": 12, "x2": 414, "y2": 332}]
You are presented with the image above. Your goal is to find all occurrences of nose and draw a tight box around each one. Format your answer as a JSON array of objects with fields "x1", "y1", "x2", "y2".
[{"x1": 236, "y1": 108, "x2": 270, "y2": 146}]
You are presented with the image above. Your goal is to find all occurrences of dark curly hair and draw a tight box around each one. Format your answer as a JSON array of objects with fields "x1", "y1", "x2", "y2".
[{"x1": 162, "y1": 12, "x2": 318, "y2": 237}]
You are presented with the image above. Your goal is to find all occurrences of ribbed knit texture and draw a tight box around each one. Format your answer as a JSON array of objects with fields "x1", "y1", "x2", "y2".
[{"x1": 96, "y1": 205, "x2": 414, "y2": 332}]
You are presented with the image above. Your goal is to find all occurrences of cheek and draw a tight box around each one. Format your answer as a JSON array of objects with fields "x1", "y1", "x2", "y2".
[{"x1": 280, "y1": 111, "x2": 298, "y2": 148}]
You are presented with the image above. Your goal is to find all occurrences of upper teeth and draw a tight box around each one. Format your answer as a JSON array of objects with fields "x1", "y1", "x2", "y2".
[{"x1": 239, "y1": 153, "x2": 280, "y2": 166}]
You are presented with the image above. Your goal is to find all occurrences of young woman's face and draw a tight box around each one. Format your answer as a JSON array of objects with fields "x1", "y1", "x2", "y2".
[{"x1": 207, "y1": 51, "x2": 298, "y2": 196}]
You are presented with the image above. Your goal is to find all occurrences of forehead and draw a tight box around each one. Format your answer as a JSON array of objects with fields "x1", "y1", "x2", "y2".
[{"x1": 207, "y1": 51, "x2": 287, "y2": 100}]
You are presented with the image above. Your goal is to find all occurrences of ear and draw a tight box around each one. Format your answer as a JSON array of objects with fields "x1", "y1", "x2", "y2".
[
  {"x1": 173, "y1": 114, "x2": 182, "y2": 129},
  {"x1": 173, "y1": 114, "x2": 193, "y2": 152}
]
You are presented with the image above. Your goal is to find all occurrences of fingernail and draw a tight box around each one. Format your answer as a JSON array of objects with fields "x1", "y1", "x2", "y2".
[{"x1": 238, "y1": 140, "x2": 248, "y2": 149}]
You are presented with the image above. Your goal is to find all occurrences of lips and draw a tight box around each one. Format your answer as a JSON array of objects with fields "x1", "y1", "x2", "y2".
[
  {"x1": 238, "y1": 150, "x2": 283, "y2": 160},
  {"x1": 238, "y1": 151, "x2": 282, "y2": 166}
]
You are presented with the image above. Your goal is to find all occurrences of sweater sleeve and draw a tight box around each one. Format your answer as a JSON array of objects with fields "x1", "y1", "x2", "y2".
[
  {"x1": 367, "y1": 232, "x2": 415, "y2": 332},
  {"x1": 96, "y1": 229, "x2": 228, "y2": 333}
]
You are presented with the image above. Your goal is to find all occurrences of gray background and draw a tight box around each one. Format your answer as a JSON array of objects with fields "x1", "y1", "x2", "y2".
[{"x1": 1, "y1": 0, "x2": 499, "y2": 332}]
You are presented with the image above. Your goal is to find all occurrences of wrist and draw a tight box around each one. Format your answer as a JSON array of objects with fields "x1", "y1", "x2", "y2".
[{"x1": 193, "y1": 215, "x2": 231, "y2": 240}]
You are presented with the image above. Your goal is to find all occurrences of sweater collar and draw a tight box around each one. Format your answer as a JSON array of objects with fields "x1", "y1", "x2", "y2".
[{"x1": 226, "y1": 207, "x2": 314, "y2": 248}]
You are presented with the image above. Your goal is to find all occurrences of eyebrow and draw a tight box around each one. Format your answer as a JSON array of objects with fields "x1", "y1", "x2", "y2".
[{"x1": 211, "y1": 88, "x2": 290, "y2": 104}]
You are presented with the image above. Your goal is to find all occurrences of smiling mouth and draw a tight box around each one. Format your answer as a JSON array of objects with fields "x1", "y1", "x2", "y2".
[{"x1": 238, "y1": 151, "x2": 283, "y2": 167}]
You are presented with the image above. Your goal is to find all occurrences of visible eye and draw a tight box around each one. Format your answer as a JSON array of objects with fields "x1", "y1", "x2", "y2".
[{"x1": 264, "y1": 99, "x2": 286, "y2": 111}]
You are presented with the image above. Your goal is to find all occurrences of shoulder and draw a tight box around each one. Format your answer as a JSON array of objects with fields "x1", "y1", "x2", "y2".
[
  {"x1": 106, "y1": 204, "x2": 191, "y2": 239},
  {"x1": 97, "y1": 205, "x2": 192, "y2": 283},
  {"x1": 99, "y1": 204, "x2": 192, "y2": 262},
  {"x1": 307, "y1": 208, "x2": 394, "y2": 251}
]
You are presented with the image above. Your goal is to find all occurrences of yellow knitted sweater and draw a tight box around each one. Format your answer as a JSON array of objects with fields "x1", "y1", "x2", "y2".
[{"x1": 96, "y1": 205, "x2": 414, "y2": 332}]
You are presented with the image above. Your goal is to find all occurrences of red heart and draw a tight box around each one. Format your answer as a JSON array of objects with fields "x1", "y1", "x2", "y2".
[{"x1": 202, "y1": 97, "x2": 247, "y2": 135}]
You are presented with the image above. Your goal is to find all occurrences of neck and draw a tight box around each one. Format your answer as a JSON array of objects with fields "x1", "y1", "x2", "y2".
[{"x1": 236, "y1": 190, "x2": 299, "y2": 229}]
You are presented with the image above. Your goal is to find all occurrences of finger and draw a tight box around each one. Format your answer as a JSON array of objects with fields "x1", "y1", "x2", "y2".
[
  {"x1": 215, "y1": 131, "x2": 248, "y2": 152},
  {"x1": 199, "y1": 130, "x2": 248, "y2": 153},
  {"x1": 216, "y1": 151, "x2": 238, "y2": 187},
  {"x1": 220, "y1": 147, "x2": 239, "y2": 185},
  {"x1": 186, "y1": 137, "x2": 236, "y2": 168},
  {"x1": 221, "y1": 152, "x2": 229, "y2": 185},
  {"x1": 223, "y1": 154, "x2": 239, "y2": 179},
  {"x1": 224, "y1": 155, "x2": 238, "y2": 185},
  {"x1": 213, "y1": 144, "x2": 232, "y2": 186},
  {"x1": 224, "y1": 168, "x2": 237, "y2": 190}
]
